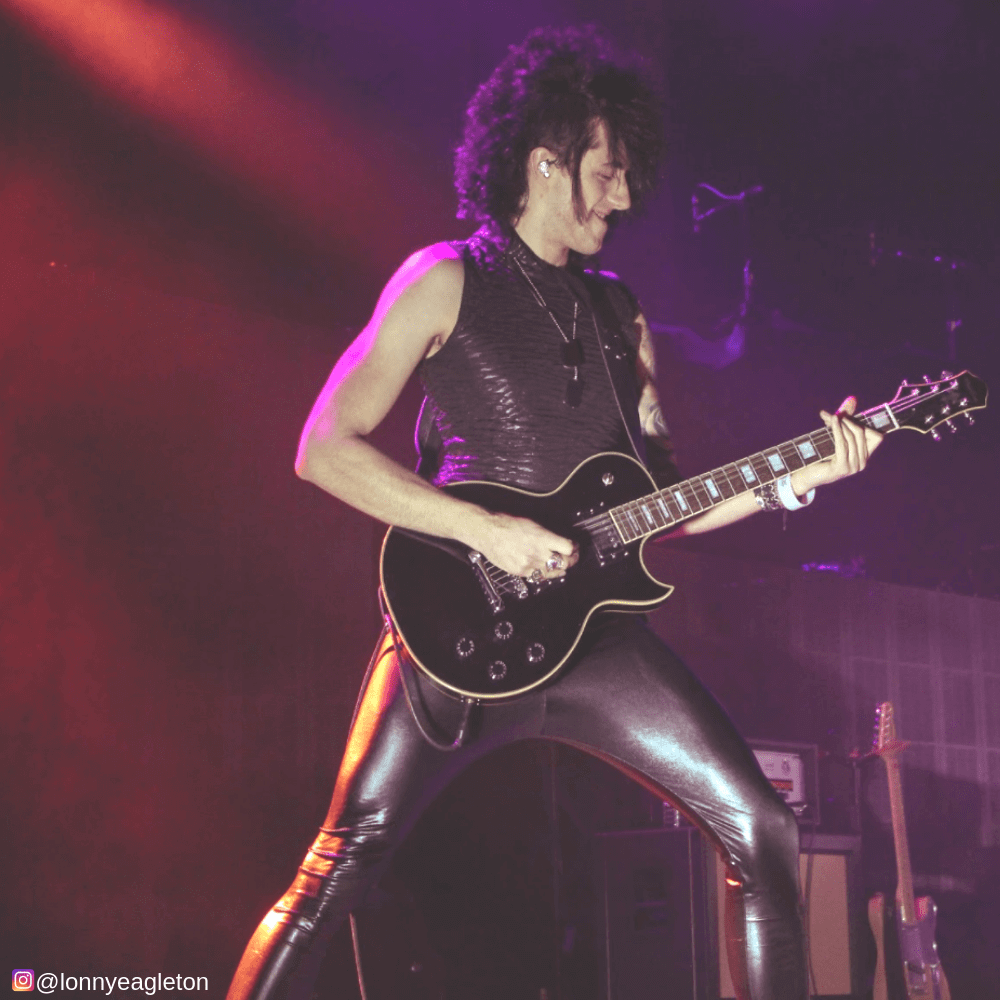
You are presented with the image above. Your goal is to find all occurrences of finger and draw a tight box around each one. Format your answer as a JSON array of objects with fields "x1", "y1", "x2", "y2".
[
  {"x1": 538, "y1": 534, "x2": 577, "y2": 577},
  {"x1": 838, "y1": 396, "x2": 873, "y2": 469},
  {"x1": 845, "y1": 419, "x2": 864, "y2": 471},
  {"x1": 546, "y1": 533, "x2": 577, "y2": 561},
  {"x1": 827, "y1": 410, "x2": 846, "y2": 464}
]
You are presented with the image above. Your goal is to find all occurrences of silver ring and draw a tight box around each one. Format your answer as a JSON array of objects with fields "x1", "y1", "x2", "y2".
[
  {"x1": 546, "y1": 554, "x2": 564, "y2": 572},
  {"x1": 530, "y1": 569, "x2": 543, "y2": 583}
]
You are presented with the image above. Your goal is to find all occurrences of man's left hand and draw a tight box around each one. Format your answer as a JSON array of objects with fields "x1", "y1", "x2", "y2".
[{"x1": 790, "y1": 396, "x2": 883, "y2": 495}]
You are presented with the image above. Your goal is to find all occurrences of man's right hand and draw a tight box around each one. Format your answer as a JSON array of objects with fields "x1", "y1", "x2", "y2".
[{"x1": 470, "y1": 511, "x2": 579, "y2": 581}]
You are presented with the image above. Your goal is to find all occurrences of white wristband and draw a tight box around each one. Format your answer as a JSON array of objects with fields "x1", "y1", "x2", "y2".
[{"x1": 776, "y1": 473, "x2": 815, "y2": 511}]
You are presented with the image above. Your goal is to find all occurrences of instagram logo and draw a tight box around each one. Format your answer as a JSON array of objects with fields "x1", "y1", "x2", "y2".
[{"x1": 12, "y1": 970, "x2": 34, "y2": 991}]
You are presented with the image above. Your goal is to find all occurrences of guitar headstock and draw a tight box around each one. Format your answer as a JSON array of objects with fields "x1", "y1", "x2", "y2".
[
  {"x1": 886, "y1": 370, "x2": 988, "y2": 438},
  {"x1": 872, "y1": 701, "x2": 909, "y2": 761}
]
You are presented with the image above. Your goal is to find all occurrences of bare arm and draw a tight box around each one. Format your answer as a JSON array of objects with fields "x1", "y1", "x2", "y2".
[
  {"x1": 295, "y1": 244, "x2": 577, "y2": 579},
  {"x1": 633, "y1": 314, "x2": 883, "y2": 538}
]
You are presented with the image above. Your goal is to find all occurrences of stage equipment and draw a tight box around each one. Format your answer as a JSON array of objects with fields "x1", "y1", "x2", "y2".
[
  {"x1": 748, "y1": 740, "x2": 819, "y2": 825},
  {"x1": 593, "y1": 826, "x2": 863, "y2": 1000},
  {"x1": 714, "y1": 835, "x2": 863, "y2": 999},
  {"x1": 594, "y1": 827, "x2": 713, "y2": 1000}
]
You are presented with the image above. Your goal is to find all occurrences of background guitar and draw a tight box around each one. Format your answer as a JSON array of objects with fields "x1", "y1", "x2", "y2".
[{"x1": 869, "y1": 701, "x2": 952, "y2": 1000}]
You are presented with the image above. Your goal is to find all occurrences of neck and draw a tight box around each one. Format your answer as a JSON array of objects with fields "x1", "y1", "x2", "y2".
[{"x1": 512, "y1": 212, "x2": 569, "y2": 267}]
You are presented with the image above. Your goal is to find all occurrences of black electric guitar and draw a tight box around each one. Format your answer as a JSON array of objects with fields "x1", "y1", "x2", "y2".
[
  {"x1": 868, "y1": 701, "x2": 951, "y2": 1000},
  {"x1": 380, "y1": 372, "x2": 987, "y2": 700}
]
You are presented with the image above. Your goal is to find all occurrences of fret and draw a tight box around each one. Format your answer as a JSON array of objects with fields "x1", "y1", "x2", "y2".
[
  {"x1": 662, "y1": 493, "x2": 684, "y2": 521},
  {"x1": 703, "y1": 472, "x2": 730, "y2": 502},
  {"x1": 814, "y1": 429, "x2": 836, "y2": 460},
  {"x1": 867, "y1": 404, "x2": 897, "y2": 431},
  {"x1": 793, "y1": 436, "x2": 818, "y2": 462},
  {"x1": 637, "y1": 500, "x2": 664, "y2": 530},
  {"x1": 653, "y1": 494, "x2": 675, "y2": 524},
  {"x1": 682, "y1": 480, "x2": 706, "y2": 511},
  {"x1": 720, "y1": 463, "x2": 749, "y2": 494},
  {"x1": 763, "y1": 448, "x2": 787, "y2": 474},
  {"x1": 777, "y1": 441, "x2": 805, "y2": 471},
  {"x1": 609, "y1": 508, "x2": 633, "y2": 542},
  {"x1": 735, "y1": 459, "x2": 759, "y2": 486},
  {"x1": 623, "y1": 506, "x2": 643, "y2": 536},
  {"x1": 748, "y1": 452, "x2": 774, "y2": 483},
  {"x1": 689, "y1": 478, "x2": 714, "y2": 508}
]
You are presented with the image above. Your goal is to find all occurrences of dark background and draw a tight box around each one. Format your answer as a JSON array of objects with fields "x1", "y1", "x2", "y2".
[{"x1": 2, "y1": 0, "x2": 997, "y2": 997}]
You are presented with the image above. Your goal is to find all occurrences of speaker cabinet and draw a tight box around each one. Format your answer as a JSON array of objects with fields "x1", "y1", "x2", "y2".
[
  {"x1": 594, "y1": 828, "x2": 713, "y2": 1000},
  {"x1": 594, "y1": 829, "x2": 862, "y2": 1000},
  {"x1": 715, "y1": 834, "x2": 862, "y2": 1000}
]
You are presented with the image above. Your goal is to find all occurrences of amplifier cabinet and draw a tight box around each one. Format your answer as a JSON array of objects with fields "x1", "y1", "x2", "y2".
[
  {"x1": 594, "y1": 829, "x2": 862, "y2": 1000},
  {"x1": 594, "y1": 828, "x2": 713, "y2": 1000},
  {"x1": 715, "y1": 834, "x2": 863, "y2": 1000}
]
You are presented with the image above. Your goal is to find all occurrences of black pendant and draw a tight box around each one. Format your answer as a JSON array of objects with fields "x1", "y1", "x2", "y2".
[
  {"x1": 565, "y1": 376, "x2": 583, "y2": 408},
  {"x1": 560, "y1": 338, "x2": 585, "y2": 367}
]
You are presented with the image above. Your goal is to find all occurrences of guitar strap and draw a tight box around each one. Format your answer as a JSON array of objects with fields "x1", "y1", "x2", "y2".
[
  {"x1": 579, "y1": 270, "x2": 647, "y2": 468},
  {"x1": 414, "y1": 394, "x2": 442, "y2": 482}
]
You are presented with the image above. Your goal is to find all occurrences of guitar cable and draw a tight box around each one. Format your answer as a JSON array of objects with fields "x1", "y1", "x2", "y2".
[{"x1": 379, "y1": 587, "x2": 476, "y2": 752}]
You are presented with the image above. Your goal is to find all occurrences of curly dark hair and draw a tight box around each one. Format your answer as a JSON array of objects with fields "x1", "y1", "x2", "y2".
[{"x1": 454, "y1": 26, "x2": 663, "y2": 225}]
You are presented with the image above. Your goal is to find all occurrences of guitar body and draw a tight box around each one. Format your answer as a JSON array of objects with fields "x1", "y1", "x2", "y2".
[
  {"x1": 380, "y1": 452, "x2": 672, "y2": 700},
  {"x1": 868, "y1": 892, "x2": 951, "y2": 1000}
]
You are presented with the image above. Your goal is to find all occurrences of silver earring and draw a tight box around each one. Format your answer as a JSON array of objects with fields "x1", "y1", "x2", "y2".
[{"x1": 539, "y1": 160, "x2": 551, "y2": 178}]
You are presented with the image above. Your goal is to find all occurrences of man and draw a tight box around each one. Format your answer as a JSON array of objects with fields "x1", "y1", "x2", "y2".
[{"x1": 227, "y1": 26, "x2": 879, "y2": 1000}]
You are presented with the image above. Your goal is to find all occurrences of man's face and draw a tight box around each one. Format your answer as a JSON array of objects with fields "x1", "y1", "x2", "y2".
[{"x1": 553, "y1": 119, "x2": 632, "y2": 257}]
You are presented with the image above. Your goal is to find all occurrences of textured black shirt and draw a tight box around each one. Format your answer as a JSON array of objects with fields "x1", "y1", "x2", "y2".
[{"x1": 418, "y1": 222, "x2": 642, "y2": 493}]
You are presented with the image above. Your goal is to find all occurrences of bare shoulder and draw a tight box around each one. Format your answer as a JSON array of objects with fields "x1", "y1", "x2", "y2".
[
  {"x1": 386, "y1": 242, "x2": 464, "y2": 314},
  {"x1": 369, "y1": 242, "x2": 464, "y2": 358}
]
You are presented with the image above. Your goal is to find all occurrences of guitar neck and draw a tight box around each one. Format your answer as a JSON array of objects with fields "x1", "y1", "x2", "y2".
[
  {"x1": 885, "y1": 755, "x2": 919, "y2": 925},
  {"x1": 609, "y1": 404, "x2": 895, "y2": 542}
]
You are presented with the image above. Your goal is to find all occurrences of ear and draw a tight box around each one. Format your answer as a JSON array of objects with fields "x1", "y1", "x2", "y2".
[{"x1": 528, "y1": 146, "x2": 558, "y2": 177}]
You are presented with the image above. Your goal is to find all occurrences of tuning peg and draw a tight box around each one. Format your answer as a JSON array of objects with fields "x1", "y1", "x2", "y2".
[
  {"x1": 946, "y1": 420, "x2": 958, "y2": 434},
  {"x1": 964, "y1": 412, "x2": 976, "y2": 426},
  {"x1": 923, "y1": 374, "x2": 933, "y2": 383},
  {"x1": 931, "y1": 428, "x2": 942, "y2": 441},
  {"x1": 940, "y1": 369, "x2": 955, "y2": 379}
]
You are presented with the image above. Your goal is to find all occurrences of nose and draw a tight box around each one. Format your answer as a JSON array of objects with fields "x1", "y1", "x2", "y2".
[{"x1": 608, "y1": 173, "x2": 631, "y2": 211}]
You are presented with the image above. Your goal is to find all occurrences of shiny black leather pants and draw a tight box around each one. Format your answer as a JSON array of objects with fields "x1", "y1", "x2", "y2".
[{"x1": 227, "y1": 616, "x2": 806, "y2": 1000}]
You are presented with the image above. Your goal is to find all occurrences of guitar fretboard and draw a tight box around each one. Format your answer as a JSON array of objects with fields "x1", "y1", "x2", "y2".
[{"x1": 605, "y1": 406, "x2": 893, "y2": 543}]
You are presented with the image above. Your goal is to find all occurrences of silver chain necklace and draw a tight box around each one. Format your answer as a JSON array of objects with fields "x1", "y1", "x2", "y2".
[{"x1": 512, "y1": 256, "x2": 584, "y2": 407}]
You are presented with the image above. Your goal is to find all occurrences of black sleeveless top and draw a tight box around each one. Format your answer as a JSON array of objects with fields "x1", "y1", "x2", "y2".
[{"x1": 418, "y1": 223, "x2": 643, "y2": 494}]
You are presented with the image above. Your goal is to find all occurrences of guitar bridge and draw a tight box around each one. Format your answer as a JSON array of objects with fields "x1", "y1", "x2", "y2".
[{"x1": 468, "y1": 551, "x2": 505, "y2": 614}]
